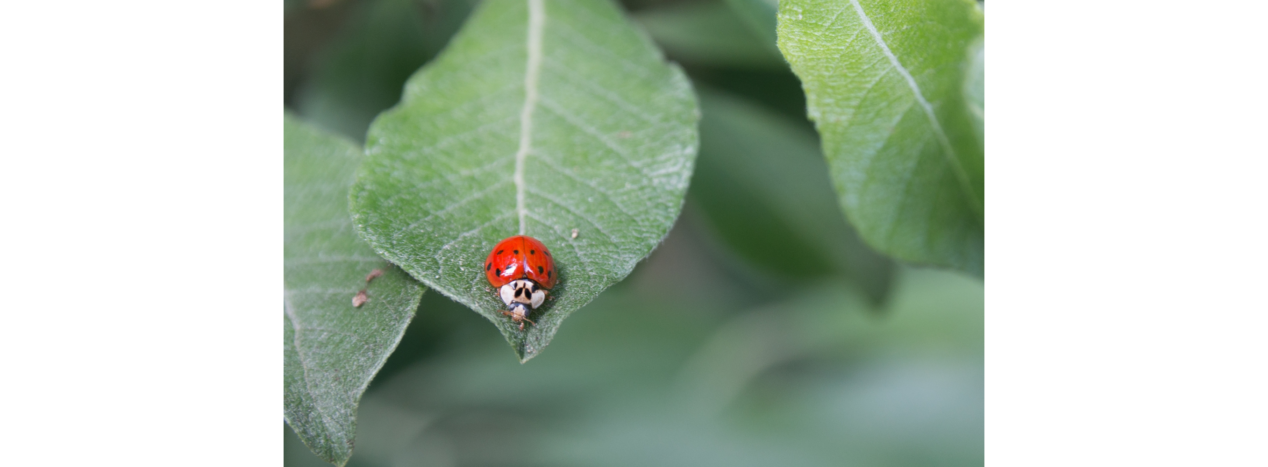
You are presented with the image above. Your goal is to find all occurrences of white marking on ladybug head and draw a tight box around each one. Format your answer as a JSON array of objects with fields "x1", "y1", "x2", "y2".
[
  {"x1": 531, "y1": 288, "x2": 546, "y2": 308},
  {"x1": 501, "y1": 279, "x2": 546, "y2": 309},
  {"x1": 499, "y1": 283, "x2": 515, "y2": 307}
]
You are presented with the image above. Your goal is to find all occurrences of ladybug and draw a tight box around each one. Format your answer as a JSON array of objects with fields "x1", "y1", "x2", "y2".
[{"x1": 484, "y1": 235, "x2": 557, "y2": 330}]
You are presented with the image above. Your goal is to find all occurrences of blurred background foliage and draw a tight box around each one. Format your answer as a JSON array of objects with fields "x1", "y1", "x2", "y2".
[{"x1": 285, "y1": 0, "x2": 982, "y2": 465}]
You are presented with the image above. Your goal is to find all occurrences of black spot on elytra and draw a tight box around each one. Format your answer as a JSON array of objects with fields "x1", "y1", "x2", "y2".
[
  {"x1": 547, "y1": 270, "x2": 552, "y2": 279},
  {"x1": 530, "y1": 249, "x2": 535, "y2": 254},
  {"x1": 486, "y1": 262, "x2": 491, "y2": 271},
  {"x1": 514, "y1": 249, "x2": 519, "y2": 254},
  {"x1": 537, "y1": 266, "x2": 543, "y2": 274},
  {"x1": 497, "y1": 250, "x2": 503, "y2": 255},
  {"x1": 495, "y1": 268, "x2": 501, "y2": 276}
]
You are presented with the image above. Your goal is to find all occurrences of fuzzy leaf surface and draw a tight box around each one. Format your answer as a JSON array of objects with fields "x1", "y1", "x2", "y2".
[
  {"x1": 284, "y1": 114, "x2": 425, "y2": 466},
  {"x1": 778, "y1": 0, "x2": 984, "y2": 275},
  {"x1": 350, "y1": 0, "x2": 699, "y2": 361}
]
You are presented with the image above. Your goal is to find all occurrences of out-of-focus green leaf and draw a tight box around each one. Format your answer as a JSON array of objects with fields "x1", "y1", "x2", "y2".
[
  {"x1": 298, "y1": 268, "x2": 982, "y2": 467},
  {"x1": 777, "y1": 0, "x2": 984, "y2": 275},
  {"x1": 350, "y1": 0, "x2": 699, "y2": 361},
  {"x1": 692, "y1": 89, "x2": 894, "y2": 302},
  {"x1": 724, "y1": 0, "x2": 780, "y2": 46},
  {"x1": 295, "y1": 0, "x2": 476, "y2": 141},
  {"x1": 284, "y1": 114, "x2": 425, "y2": 466},
  {"x1": 964, "y1": 39, "x2": 984, "y2": 145},
  {"x1": 635, "y1": 2, "x2": 784, "y2": 68}
]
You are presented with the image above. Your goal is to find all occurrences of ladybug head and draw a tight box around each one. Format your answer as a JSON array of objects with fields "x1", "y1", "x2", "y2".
[{"x1": 499, "y1": 279, "x2": 546, "y2": 310}]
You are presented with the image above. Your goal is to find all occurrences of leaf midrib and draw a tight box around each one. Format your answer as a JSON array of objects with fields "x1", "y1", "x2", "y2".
[
  {"x1": 514, "y1": 0, "x2": 545, "y2": 235},
  {"x1": 846, "y1": 0, "x2": 983, "y2": 221}
]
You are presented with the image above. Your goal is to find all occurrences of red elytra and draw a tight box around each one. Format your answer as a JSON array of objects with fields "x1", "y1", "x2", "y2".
[{"x1": 485, "y1": 235, "x2": 557, "y2": 290}]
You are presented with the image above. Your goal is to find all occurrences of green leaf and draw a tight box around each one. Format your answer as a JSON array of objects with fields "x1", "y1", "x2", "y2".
[
  {"x1": 350, "y1": 0, "x2": 699, "y2": 362},
  {"x1": 284, "y1": 114, "x2": 425, "y2": 466},
  {"x1": 777, "y1": 0, "x2": 984, "y2": 275},
  {"x1": 964, "y1": 38, "x2": 984, "y2": 146},
  {"x1": 692, "y1": 89, "x2": 894, "y2": 302}
]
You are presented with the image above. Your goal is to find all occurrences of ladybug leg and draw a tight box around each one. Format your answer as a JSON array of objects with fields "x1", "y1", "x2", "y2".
[
  {"x1": 500, "y1": 310, "x2": 519, "y2": 327},
  {"x1": 522, "y1": 316, "x2": 536, "y2": 326},
  {"x1": 501, "y1": 310, "x2": 529, "y2": 330}
]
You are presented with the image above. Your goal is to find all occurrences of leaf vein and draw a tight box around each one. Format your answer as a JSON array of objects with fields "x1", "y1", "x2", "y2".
[
  {"x1": 541, "y1": 57, "x2": 660, "y2": 125},
  {"x1": 393, "y1": 116, "x2": 517, "y2": 164},
  {"x1": 295, "y1": 326, "x2": 369, "y2": 341},
  {"x1": 433, "y1": 211, "x2": 517, "y2": 270},
  {"x1": 286, "y1": 287, "x2": 365, "y2": 295},
  {"x1": 885, "y1": 120, "x2": 929, "y2": 245},
  {"x1": 526, "y1": 211, "x2": 595, "y2": 281},
  {"x1": 285, "y1": 256, "x2": 383, "y2": 266},
  {"x1": 537, "y1": 97, "x2": 658, "y2": 184},
  {"x1": 848, "y1": 0, "x2": 980, "y2": 218},
  {"x1": 515, "y1": 0, "x2": 546, "y2": 235},
  {"x1": 375, "y1": 154, "x2": 514, "y2": 211},
  {"x1": 550, "y1": 20, "x2": 657, "y2": 82},
  {"x1": 392, "y1": 179, "x2": 511, "y2": 242},
  {"x1": 525, "y1": 186, "x2": 619, "y2": 244},
  {"x1": 532, "y1": 150, "x2": 638, "y2": 220},
  {"x1": 284, "y1": 302, "x2": 343, "y2": 444},
  {"x1": 285, "y1": 219, "x2": 351, "y2": 238}
]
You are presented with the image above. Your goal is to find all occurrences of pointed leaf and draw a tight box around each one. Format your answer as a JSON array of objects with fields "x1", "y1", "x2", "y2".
[
  {"x1": 350, "y1": 0, "x2": 699, "y2": 361},
  {"x1": 777, "y1": 0, "x2": 984, "y2": 275},
  {"x1": 284, "y1": 114, "x2": 426, "y2": 466}
]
